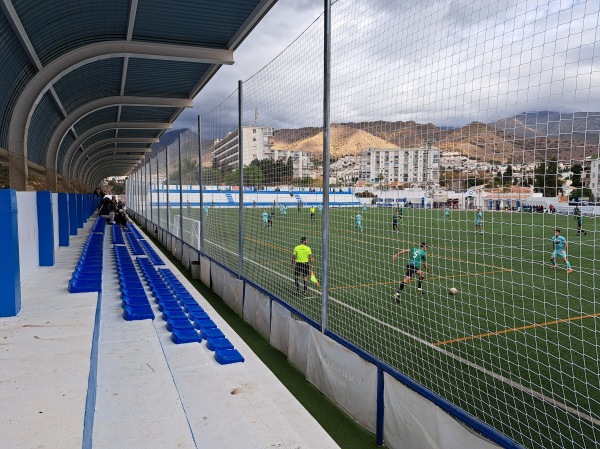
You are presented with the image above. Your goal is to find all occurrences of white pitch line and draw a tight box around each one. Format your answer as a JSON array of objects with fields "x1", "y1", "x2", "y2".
[{"x1": 201, "y1": 237, "x2": 599, "y2": 426}]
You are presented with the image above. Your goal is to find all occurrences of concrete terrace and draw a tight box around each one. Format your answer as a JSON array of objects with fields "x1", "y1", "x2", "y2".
[{"x1": 0, "y1": 214, "x2": 340, "y2": 449}]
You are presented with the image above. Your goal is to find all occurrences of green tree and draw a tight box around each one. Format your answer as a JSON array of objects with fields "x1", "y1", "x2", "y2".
[
  {"x1": 201, "y1": 167, "x2": 221, "y2": 185},
  {"x1": 107, "y1": 178, "x2": 125, "y2": 195},
  {"x1": 169, "y1": 157, "x2": 198, "y2": 184},
  {"x1": 503, "y1": 164, "x2": 513, "y2": 186},
  {"x1": 534, "y1": 158, "x2": 559, "y2": 197},
  {"x1": 249, "y1": 158, "x2": 293, "y2": 185},
  {"x1": 224, "y1": 168, "x2": 239, "y2": 185},
  {"x1": 243, "y1": 164, "x2": 263, "y2": 186},
  {"x1": 571, "y1": 164, "x2": 583, "y2": 187}
]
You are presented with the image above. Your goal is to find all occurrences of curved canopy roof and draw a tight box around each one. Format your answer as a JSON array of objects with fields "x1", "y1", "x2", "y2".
[{"x1": 0, "y1": 0, "x2": 276, "y2": 191}]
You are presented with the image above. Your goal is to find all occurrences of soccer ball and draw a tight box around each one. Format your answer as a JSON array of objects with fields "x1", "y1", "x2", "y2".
[{"x1": 449, "y1": 287, "x2": 458, "y2": 295}]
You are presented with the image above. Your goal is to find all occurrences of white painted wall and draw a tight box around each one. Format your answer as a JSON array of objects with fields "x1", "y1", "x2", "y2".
[{"x1": 16, "y1": 192, "x2": 39, "y2": 284}]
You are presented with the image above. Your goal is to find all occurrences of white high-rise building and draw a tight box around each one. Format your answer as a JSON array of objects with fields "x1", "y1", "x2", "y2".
[
  {"x1": 359, "y1": 142, "x2": 440, "y2": 185},
  {"x1": 272, "y1": 149, "x2": 314, "y2": 178},
  {"x1": 213, "y1": 126, "x2": 274, "y2": 171}
]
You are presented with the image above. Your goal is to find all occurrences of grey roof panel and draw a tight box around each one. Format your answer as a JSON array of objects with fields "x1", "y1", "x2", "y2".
[
  {"x1": 117, "y1": 129, "x2": 163, "y2": 139},
  {"x1": 54, "y1": 59, "x2": 123, "y2": 113},
  {"x1": 11, "y1": 0, "x2": 129, "y2": 65},
  {"x1": 133, "y1": 0, "x2": 261, "y2": 48},
  {"x1": 74, "y1": 107, "x2": 120, "y2": 135},
  {"x1": 124, "y1": 58, "x2": 210, "y2": 98},
  {"x1": 120, "y1": 106, "x2": 179, "y2": 122},
  {"x1": 0, "y1": 13, "x2": 36, "y2": 149}
]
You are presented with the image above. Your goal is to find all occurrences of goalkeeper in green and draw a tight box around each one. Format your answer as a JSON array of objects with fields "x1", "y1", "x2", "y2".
[{"x1": 393, "y1": 242, "x2": 429, "y2": 302}]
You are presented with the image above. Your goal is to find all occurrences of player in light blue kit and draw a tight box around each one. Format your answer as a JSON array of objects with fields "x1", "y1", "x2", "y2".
[
  {"x1": 262, "y1": 210, "x2": 269, "y2": 228},
  {"x1": 444, "y1": 207, "x2": 450, "y2": 219},
  {"x1": 355, "y1": 213, "x2": 363, "y2": 232},
  {"x1": 475, "y1": 210, "x2": 483, "y2": 234},
  {"x1": 318, "y1": 204, "x2": 323, "y2": 214},
  {"x1": 203, "y1": 205, "x2": 209, "y2": 217},
  {"x1": 550, "y1": 228, "x2": 573, "y2": 273}
]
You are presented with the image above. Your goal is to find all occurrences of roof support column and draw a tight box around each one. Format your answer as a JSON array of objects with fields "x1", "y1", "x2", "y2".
[
  {"x1": 46, "y1": 168, "x2": 57, "y2": 192},
  {"x1": 8, "y1": 152, "x2": 27, "y2": 191}
]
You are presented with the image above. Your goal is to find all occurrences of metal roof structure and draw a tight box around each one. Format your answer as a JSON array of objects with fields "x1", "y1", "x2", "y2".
[{"x1": 0, "y1": 0, "x2": 277, "y2": 191}]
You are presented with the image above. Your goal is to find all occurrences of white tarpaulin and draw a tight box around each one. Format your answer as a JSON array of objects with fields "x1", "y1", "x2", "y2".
[
  {"x1": 200, "y1": 256, "x2": 210, "y2": 286},
  {"x1": 222, "y1": 270, "x2": 243, "y2": 315},
  {"x1": 181, "y1": 243, "x2": 190, "y2": 270},
  {"x1": 242, "y1": 285, "x2": 271, "y2": 338},
  {"x1": 211, "y1": 261, "x2": 224, "y2": 297},
  {"x1": 383, "y1": 372, "x2": 500, "y2": 449},
  {"x1": 306, "y1": 328, "x2": 377, "y2": 432},
  {"x1": 270, "y1": 301, "x2": 291, "y2": 354},
  {"x1": 287, "y1": 318, "x2": 310, "y2": 375}
]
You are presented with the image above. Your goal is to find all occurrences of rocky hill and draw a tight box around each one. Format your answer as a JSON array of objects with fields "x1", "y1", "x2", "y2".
[
  {"x1": 271, "y1": 113, "x2": 600, "y2": 163},
  {"x1": 161, "y1": 111, "x2": 600, "y2": 165}
]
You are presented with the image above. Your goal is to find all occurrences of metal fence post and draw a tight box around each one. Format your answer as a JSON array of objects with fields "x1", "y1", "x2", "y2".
[
  {"x1": 321, "y1": 0, "x2": 331, "y2": 333},
  {"x1": 149, "y1": 155, "x2": 153, "y2": 223},
  {"x1": 238, "y1": 80, "x2": 244, "y2": 278},
  {"x1": 198, "y1": 115, "x2": 204, "y2": 253},
  {"x1": 156, "y1": 153, "x2": 160, "y2": 227},
  {"x1": 166, "y1": 146, "x2": 170, "y2": 232},
  {"x1": 178, "y1": 135, "x2": 184, "y2": 242}
]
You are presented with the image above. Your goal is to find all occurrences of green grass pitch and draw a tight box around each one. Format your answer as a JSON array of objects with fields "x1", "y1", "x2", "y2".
[{"x1": 157, "y1": 205, "x2": 599, "y2": 449}]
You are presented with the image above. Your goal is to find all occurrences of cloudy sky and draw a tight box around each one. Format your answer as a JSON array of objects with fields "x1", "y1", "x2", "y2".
[
  {"x1": 174, "y1": 0, "x2": 599, "y2": 132},
  {"x1": 173, "y1": 0, "x2": 323, "y2": 129}
]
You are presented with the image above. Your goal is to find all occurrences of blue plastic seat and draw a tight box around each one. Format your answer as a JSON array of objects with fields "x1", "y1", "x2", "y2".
[
  {"x1": 200, "y1": 327, "x2": 225, "y2": 340},
  {"x1": 188, "y1": 310, "x2": 210, "y2": 321},
  {"x1": 171, "y1": 328, "x2": 201, "y2": 344},
  {"x1": 166, "y1": 319, "x2": 195, "y2": 332},
  {"x1": 214, "y1": 349, "x2": 244, "y2": 365},
  {"x1": 123, "y1": 305, "x2": 154, "y2": 321},
  {"x1": 194, "y1": 318, "x2": 217, "y2": 330},
  {"x1": 206, "y1": 337, "x2": 233, "y2": 351},
  {"x1": 162, "y1": 309, "x2": 188, "y2": 321}
]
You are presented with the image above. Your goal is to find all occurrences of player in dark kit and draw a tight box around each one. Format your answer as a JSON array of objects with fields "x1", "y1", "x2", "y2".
[{"x1": 392, "y1": 242, "x2": 429, "y2": 302}]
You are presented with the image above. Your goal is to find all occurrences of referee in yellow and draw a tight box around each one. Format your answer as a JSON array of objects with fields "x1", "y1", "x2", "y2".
[{"x1": 292, "y1": 236, "x2": 314, "y2": 295}]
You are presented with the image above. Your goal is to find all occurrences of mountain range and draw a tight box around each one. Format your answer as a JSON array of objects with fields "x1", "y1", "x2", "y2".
[{"x1": 155, "y1": 111, "x2": 600, "y2": 164}]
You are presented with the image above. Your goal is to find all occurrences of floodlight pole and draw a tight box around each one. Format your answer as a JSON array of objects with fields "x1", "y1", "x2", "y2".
[
  {"x1": 198, "y1": 114, "x2": 204, "y2": 253},
  {"x1": 238, "y1": 80, "x2": 244, "y2": 278},
  {"x1": 321, "y1": 0, "x2": 331, "y2": 334}
]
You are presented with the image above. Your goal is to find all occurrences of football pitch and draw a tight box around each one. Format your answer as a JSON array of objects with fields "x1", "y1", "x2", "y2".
[{"x1": 168, "y1": 205, "x2": 599, "y2": 449}]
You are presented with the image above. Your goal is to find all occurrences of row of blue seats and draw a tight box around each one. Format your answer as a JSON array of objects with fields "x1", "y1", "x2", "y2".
[
  {"x1": 115, "y1": 223, "x2": 243, "y2": 364},
  {"x1": 125, "y1": 229, "x2": 145, "y2": 256},
  {"x1": 112, "y1": 224, "x2": 125, "y2": 245},
  {"x1": 115, "y1": 246, "x2": 155, "y2": 320},
  {"x1": 127, "y1": 226, "x2": 145, "y2": 240},
  {"x1": 138, "y1": 261, "x2": 244, "y2": 365},
  {"x1": 91, "y1": 216, "x2": 107, "y2": 234},
  {"x1": 68, "y1": 226, "x2": 104, "y2": 293},
  {"x1": 138, "y1": 239, "x2": 164, "y2": 265}
]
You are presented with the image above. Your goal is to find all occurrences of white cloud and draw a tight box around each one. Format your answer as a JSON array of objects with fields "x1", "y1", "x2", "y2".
[{"x1": 175, "y1": 0, "x2": 600, "y2": 132}]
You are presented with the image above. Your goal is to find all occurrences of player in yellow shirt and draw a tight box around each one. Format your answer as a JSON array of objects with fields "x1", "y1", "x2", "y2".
[{"x1": 291, "y1": 236, "x2": 314, "y2": 295}]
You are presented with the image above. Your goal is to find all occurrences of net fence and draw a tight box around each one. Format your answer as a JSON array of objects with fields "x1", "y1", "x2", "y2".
[{"x1": 127, "y1": 1, "x2": 600, "y2": 448}]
